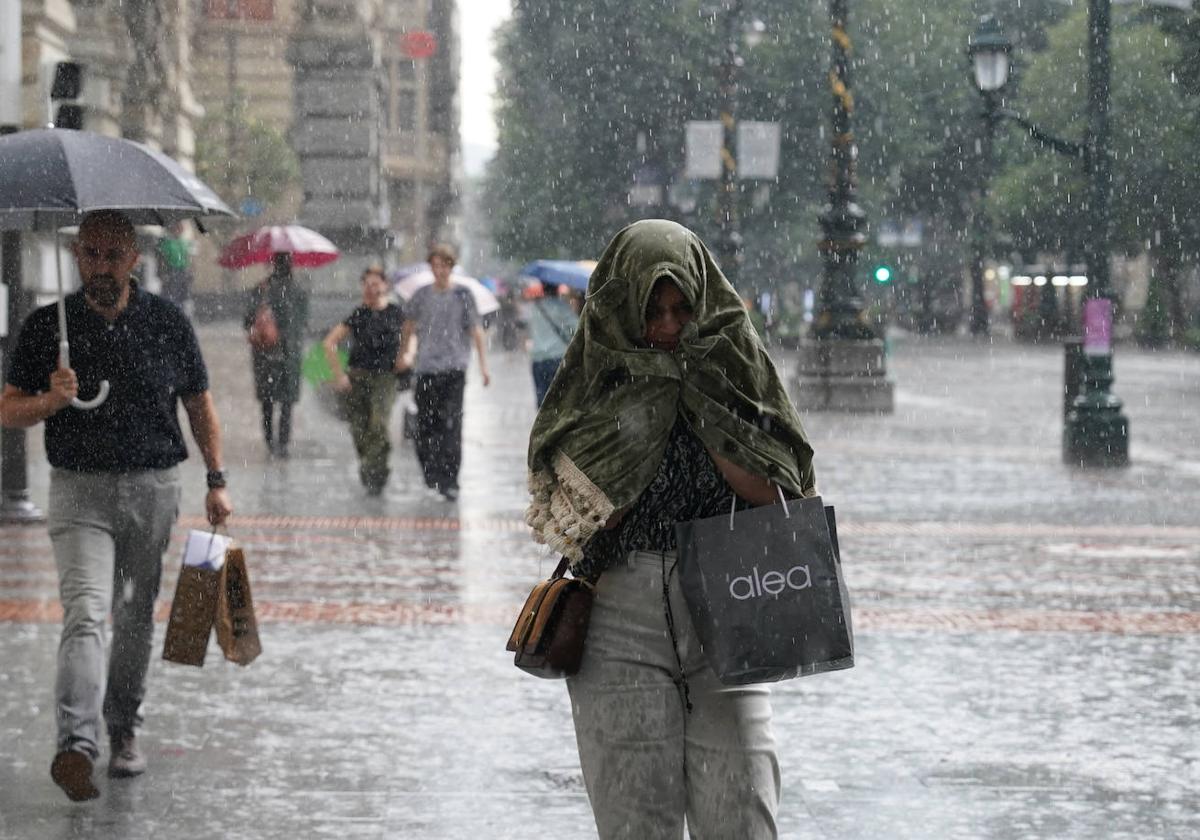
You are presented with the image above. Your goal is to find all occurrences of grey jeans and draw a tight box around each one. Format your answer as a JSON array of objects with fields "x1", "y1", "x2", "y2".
[
  {"x1": 48, "y1": 467, "x2": 181, "y2": 758},
  {"x1": 567, "y1": 550, "x2": 780, "y2": 840}
]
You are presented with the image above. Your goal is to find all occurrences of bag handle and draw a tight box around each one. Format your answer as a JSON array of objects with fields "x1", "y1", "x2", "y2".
[{"x1": 727, "y1": 485, "x2": 790, "y2": 531}]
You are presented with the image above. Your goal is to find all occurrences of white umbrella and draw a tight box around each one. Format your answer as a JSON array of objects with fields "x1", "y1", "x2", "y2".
[{"x1": 393, "y1": 270, "x2": 500, "y2": 317}]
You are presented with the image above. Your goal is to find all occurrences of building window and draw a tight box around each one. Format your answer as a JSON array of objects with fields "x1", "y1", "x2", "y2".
[{"x1": 395, "y1": 90, "x2": 417, "y2": 132}]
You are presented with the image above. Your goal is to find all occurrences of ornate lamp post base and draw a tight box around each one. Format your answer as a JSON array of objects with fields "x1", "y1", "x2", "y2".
[
  {"x1": 1063, "y1": 353, "x2": 1129, "y2": 467},
  {"x1": 794, "y1": 339, "x2": 894, "y2": 413}
]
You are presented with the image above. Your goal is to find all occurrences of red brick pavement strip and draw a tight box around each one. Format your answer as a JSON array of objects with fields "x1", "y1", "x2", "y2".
[
  {"x1": 2, "y1": 515, "x2": 1194, "y2": 541},
  {"x1": 0, "y1": 598, "x2": 1197, "y2": 634}
]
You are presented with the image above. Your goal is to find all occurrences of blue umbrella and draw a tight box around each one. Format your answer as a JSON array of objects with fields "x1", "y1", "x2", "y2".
[{"x1": 518, "y1": 260, "x2": 596, "y2": 291}]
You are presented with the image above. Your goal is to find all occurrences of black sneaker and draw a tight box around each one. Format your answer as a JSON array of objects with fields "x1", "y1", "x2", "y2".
[{"x1": 51, "y1": 749, "x2": 100, "y2": 801}]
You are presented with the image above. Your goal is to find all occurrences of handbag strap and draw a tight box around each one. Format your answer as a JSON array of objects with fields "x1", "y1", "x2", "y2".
[
  {"x1": 551, "y1": 556, "x2": 570, "y2": 579},
  {"x1": 551, "y1": 555, "x2": 599, "y2": 589}
]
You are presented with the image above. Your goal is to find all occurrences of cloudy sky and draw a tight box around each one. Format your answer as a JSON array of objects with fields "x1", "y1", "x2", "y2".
[{"x1": 458, "y1": 0, "x2": 511, "y2": 175}]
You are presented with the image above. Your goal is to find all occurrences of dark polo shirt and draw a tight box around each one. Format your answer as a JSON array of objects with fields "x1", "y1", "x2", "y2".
[{"x1": 5, "y1": 283, "x2": 208, "y2": 472}]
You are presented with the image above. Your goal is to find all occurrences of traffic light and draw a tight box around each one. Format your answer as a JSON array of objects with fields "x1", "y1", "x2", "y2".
[
  {"x1": 50, "y1": 62, "x2": 84, "y2": 130},
  {"x1": 873, "y1": 264, "x2": 893, "y2": 284}
]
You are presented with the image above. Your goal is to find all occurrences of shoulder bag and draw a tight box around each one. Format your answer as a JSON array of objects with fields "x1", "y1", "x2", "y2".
[{"x1": 506, "y1": 557, "x2": 594, "y2": 678}]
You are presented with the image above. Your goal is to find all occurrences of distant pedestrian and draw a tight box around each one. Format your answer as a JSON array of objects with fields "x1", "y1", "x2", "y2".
[
  {"x1": 526, "y1": 219, "x2": 816, "y2": 839},
  {"x1": 243, "y1": 252, "x2": 309, "y2": 458},
  {"x1": 523, "y1": 281, "x2": 579, "y2": 406},
  {"x1": 155, "y1": 220, "x2": 194, "y2": 315},
  {"x1": 0, "y1": 210, "x2": 233, "y2": 802},
  {"x1": 322, "y1": 266, "x2": 405, "y2": 495},
  {"x1": 397, "y1": 244, "x2": 491, "y2": 501}
]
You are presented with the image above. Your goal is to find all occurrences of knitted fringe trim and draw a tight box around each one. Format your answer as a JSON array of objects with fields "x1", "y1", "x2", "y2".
[{"x1": 525, "y1": 452, "x2": 614, "y2": 564}]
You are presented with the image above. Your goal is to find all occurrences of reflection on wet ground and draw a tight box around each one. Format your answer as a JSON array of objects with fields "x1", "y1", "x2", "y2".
[{"x1": 0, "y1": 324, "x2": 1197, "y2": 838}]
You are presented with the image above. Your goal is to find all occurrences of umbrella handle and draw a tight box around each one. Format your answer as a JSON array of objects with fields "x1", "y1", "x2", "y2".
[
  {"x1": 72, "y1": 381, "x2": 110, "y2": 411},
  {"x1": 59, "y1": 340, "x2": 110, "y2": 410}
]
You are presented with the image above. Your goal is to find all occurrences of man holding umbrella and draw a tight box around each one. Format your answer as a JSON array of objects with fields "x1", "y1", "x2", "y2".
[{"x1": 0, "y1": 211, "x2": 233, "y2": 801}]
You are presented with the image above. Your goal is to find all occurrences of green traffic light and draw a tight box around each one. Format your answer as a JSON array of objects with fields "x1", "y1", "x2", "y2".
[{"x1": 874, "y1": 265, "x2": 893, "y2": 283}]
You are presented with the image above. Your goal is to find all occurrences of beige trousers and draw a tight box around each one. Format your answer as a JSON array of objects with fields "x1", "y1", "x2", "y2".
[{"x1": 567, "y1": 550, "x2": 780, "y2": 840}]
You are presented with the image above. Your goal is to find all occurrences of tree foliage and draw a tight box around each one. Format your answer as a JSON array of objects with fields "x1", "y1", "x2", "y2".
[
  {"x1": 195, "y1": 94, "x2": 301, "y2": 211},
  {"x1": 487, "y1": 0, "x2": 1197, "y2": 334},
  {"x1": 990, "y1": 6, "x2": 1200, "y2": 341},
  {"x1": 486, "y1": 0, "x2": 828, "y2": 283}
]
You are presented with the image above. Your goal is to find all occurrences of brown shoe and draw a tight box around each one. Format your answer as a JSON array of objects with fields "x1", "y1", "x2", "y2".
[
  {"x1": 50, "y1": 750, "x2": 100, "y2": 802},
  {"x1": 108, "y1": 733, "x2": 147, "y2": 778}
]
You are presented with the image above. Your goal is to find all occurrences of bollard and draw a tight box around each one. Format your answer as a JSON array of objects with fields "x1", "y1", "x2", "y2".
[{"x1": 1062, "y1": 338, "x2": 1083, "y2": 420}]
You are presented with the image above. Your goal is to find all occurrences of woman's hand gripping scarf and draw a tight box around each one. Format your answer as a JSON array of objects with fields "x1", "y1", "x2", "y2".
[{"x1": 526, "y1": 219, "x2": 816, "y2": 564}]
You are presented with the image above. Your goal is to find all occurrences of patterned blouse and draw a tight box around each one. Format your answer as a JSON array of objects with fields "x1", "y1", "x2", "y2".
[{"x1": 577, "y1": 416, "x2": 735, "y2": 579}]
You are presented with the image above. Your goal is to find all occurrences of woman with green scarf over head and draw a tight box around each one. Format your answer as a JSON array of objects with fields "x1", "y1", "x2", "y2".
[{"x1": 526, "y1": 219, "x2": 816, "y2": 839}]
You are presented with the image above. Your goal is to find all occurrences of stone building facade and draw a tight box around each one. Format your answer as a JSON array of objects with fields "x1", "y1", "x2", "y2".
[{"x1": 8, "y1": 0, "x2": 460, "y2": 300}]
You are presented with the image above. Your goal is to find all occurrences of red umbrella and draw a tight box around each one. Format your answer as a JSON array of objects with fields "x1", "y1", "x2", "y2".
[{"x1": 217, "y1": 224, "x2": 340, "y2": 269}]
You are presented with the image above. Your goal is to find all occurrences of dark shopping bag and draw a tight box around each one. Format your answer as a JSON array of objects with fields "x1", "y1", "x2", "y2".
[{"x1": 675, "y1": 495, "x2": 853, "y2": 685}]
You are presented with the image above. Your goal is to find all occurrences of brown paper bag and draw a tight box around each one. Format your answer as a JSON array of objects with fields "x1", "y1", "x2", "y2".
[
  {"x1": 215, "y1": 548, "x2": 262, "y2": 666},
  {"x1": 162, "y1": 564, "x2": 221, "y2": 666}
]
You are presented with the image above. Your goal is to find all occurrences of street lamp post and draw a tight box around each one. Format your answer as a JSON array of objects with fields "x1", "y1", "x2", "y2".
[
  {"x1": 715, "y1": 0, "x2": 744, "y2": 289},
  {"x1": 965, "y1": 8, "x2": 1127, "y2": 467},
  {"x1": 966, "y1": 17, "x2": 1011, "y2": 338},
  {"x1": 1065, "y1": 0, "x2": 1127, "y2": 467},
  {"x1": 794, "y1": 0, "x2": 894, "y2": 413}
]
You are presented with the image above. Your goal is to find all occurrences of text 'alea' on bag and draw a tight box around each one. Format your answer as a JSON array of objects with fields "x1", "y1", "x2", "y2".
[
  {"x1": 675, "y1": 491, "x2": 853, "y2": 686},
  {"x1": 506, "y1": 557, "x2": 594, "y2": 679}
]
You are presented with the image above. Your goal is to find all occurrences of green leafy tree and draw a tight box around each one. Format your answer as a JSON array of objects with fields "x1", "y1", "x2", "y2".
[
  {"x1": 194, "y1": 94, "x2": 301, "y2": 213},
  {"x1": 989, "y1": 6, "x2": 1200, "y2": 345},
  {"x1": 486, "y1": 0, "x2": 1074, "y2": 320},
  {"x1": 487, "y1": 0, "x2": 828, "y2": 282}
]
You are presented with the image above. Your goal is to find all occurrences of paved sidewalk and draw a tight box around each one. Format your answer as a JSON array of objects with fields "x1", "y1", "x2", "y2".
[{"x1": 0, "y1": 322, "x2": 1197, "y2": 839}]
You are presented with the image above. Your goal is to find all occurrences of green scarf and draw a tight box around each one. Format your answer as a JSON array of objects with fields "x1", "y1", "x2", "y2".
[{"x1": 526, "y1": 219, "x2": 816, "y2": 562}]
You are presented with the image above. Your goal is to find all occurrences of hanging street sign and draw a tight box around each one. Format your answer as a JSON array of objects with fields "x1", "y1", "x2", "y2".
[{"x1": 399, "y1": 31, "x2": 438, "y2": 60}]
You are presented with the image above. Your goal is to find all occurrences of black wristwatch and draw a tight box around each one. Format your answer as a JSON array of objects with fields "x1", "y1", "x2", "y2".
[{"x1": 206, "y1": 469, "x2": 228, "y2": 490}]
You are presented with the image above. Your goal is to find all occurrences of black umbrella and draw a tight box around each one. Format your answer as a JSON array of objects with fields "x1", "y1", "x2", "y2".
[
  {"x1": 0, "y1": 128, "x2": 234, "y2": 230},
  {"x1": 0, "y1": 128, "x2": 235, "y2": 409}
]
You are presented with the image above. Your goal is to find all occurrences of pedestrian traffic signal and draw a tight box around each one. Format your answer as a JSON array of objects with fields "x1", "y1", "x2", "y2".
[
  {"x1": 873, "y1": 264, "x2": 893, "y2": 284},
  {"x1": 51, "y1": 62, "x2": 84, "y2": 130}
]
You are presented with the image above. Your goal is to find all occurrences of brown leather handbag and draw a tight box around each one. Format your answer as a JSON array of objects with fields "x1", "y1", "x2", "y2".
[
  {"x1": 506, "y1": 557, "x2": 594, "y2": 678},
  {"x1": 248, "y1": 303, "x2": 280, "y2": 350}
]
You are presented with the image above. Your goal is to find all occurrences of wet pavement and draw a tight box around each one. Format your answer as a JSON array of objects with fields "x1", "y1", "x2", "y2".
[{"x1": 1, "y1": 321, "x2": 1198, "y2": 839}]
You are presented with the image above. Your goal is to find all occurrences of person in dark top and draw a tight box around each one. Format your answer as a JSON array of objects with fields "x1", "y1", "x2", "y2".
[
  {"x1": 525, "y1": 220, "x2": 817, "y2": 839},
  {"x1": 322, "y1": 266, "x2": 405, "y2": 495},
  {"x1": 243, "y1": 252, "x2": 309, "y2": 458},
  {"x1": 0, "y1": 210, "x2": 233, "y2": 803}
]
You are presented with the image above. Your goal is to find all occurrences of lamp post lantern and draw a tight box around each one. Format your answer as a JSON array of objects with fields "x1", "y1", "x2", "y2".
[{"x1": 966, "y1": 16, "x2": 1012, "y2": 337}]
